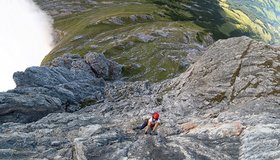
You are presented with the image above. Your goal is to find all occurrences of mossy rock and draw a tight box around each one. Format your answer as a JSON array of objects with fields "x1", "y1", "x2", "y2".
[{"x1": 80, "y1": 99, "x2": 97, "y2": 108}]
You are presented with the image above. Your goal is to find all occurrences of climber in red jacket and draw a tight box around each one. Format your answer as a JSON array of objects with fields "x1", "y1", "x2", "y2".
[{"x1": 133, "y1": 112, "x2": 160, "y2": 135}]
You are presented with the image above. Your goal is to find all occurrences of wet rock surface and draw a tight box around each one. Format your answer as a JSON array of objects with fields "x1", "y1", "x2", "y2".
[{"x1": 0, "y1": 37, "x2": 279, "y2": 159}]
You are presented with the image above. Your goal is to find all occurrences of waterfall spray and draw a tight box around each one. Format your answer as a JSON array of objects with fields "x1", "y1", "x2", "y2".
[{"x1": 0, "y1": 0, "x2": 54, "y2": 91}]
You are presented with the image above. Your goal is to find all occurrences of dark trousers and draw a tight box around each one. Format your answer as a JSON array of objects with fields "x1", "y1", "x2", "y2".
[{"x1": 135, "y1": 119, "x2": 149, "y2": 130}]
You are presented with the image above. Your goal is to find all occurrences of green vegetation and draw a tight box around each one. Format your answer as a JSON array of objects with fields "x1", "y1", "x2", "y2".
[
  {"x1": 42, "y1": 0, "x2": 280, "y2": 82},
  {"x1": 80, "y1": 99, "x2": 97, "y2": 108},
  {"x1": 227, "y1": 0, "x2": 280, "y2": 44},
  {"x1": 209, "y1": 92, "x2": 227, "y2": 103},
  {"x1": 42, "y1": 1, "x2": 209, "y2": 82},
  {"x1": 149, "y1": 0, "x2": 259, "y2": 40}
]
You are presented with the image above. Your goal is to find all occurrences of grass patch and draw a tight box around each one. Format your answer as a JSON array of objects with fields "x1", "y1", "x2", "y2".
[
  {"x1": 209, "y1": 92, "x2": 227, "y2": 103},
  {"x1": 80, "y1": 99, "x2": 97, "y2": 108},
  {"x1": 42, "y1": 3, "x2": 162, "y2": 64},
  {"x1": 43, "y1": 3, "x2": 208, "y2": 81}
]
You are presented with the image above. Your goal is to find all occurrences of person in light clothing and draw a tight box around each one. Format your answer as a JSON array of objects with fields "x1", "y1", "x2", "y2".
[{"x1": 133, "y1": 112, "x2": 160, "y2": 135}]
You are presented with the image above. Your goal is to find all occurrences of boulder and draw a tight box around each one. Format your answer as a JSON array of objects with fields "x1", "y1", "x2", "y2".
[{"x1": 85, "y1": 52, "x2": 122, "y2": 80}]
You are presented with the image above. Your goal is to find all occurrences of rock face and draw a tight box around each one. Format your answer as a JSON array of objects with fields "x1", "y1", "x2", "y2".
[
  {"x1": 13, "y1": 66, "x2": 94, "y2": 88},
  {"x1": 0, "y1": 92, "x2": 62, "y2": 123},
  {"x1": 157, "y1": 36, "x2": 280, "y2": 159},
  {"x1": 1, "y1": 52, "x2": 119, "y2": 123},
  {"x1": 0, "y1": 37, "x2": 279, "y2": 159}
]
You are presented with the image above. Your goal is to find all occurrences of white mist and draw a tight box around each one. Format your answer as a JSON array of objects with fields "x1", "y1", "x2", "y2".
[{"x1": 0, "y1": 0, "x2": 54, "y2": 91}]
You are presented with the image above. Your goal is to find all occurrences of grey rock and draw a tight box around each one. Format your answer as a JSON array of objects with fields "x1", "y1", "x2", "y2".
[
  {"x1": 51, "y1": 141, "x2": 62, "y2": 146},
  {"x1": 139, "y1": 15, "x2": 154, "y2": 20},
  {"x1": 58, "y1": 79, "x2": 105, "y2": 103},
  {"x1": 129, "y1": 15, "x2": 154, "y2": 22},
  {"x1": 170, "y1": 36, "x2": 279, "y2": 105},
  {"x1": 13, "y1": 66, "x2": 94, "y2": 87},
  {"x1": 0, "y1": 92, "x2": 62, "y2": 123},
  {"x1": 136, "y1": 33, "x2": 155, "y2": 42},
  {"x1": 157, "y1": 36, "x2": 280, "y2": 159},
  {"x1": 7, "y1": 51, "x2": 122, "y2": 123},
  {"x1": 52, "y1": 29, "x2": 66, "y2": 45},
  {"x1": 130, "y1": 15, "x2": 138, "y2": 22},
  {"x1": 90, "y1": 44, "x2": 99, "y2": 49},
  {"x1": 48, "y1": 54, "x2": 96, "y2": 76},
  {"x1": 153, "y1": 30, "x2": 170, "y2": 38},
  {"x1": 240, "y1": 124, "x2": 280, "y2": 160},
  {"x1": 34, "y1": 0, "x2": 94, "y2": 17},
  {"x1": 70, "y1": 67, "x2": 96, "y2": 80},
  {"x1": 108, "y1": 17, "x2": 124, "y2": 25},
  {"x1": 7, "y1": 54, "x2": 111, "y2": 122},
  {"x1": 0, "y1": 37, "x2": 279, "y2": 160},
  {"x1": 47, "y1": 53, "x2": 81, "y2": 69},
  {"x1": 85, "y1": 52, "x2": 122, "y2": 80},
  {"x1": 11, "y1": 86, "x2": 77, "y2": 106},
  {"x1": 72, "y1": 35, "x2": 84, "y2": 41},
  {"x1": 11, "y1": 68, "x2": 105, "y2": 113}
]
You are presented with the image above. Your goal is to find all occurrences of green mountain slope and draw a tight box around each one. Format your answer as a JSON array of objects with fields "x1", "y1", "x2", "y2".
[
  {"x1": 41, "y1": 0, "x2": 280, "y2": 82},
  {"x1": 149, "y1": 0, "x2": 280, "y2": 43},
  {"x1": 226, "y1": 0, "x2": 280, "y2": 44},
  {"x1": 42, "y1": 1, "x2": 213, "y2": 82}
]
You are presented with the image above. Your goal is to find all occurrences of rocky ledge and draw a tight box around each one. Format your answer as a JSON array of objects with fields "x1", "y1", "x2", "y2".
[
  {"x1": 1, "y1": 52, "x2": 121, "y2": 123},
  {"x1": 0, "y1": 37, "x2": 279, "y2": 160}
]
